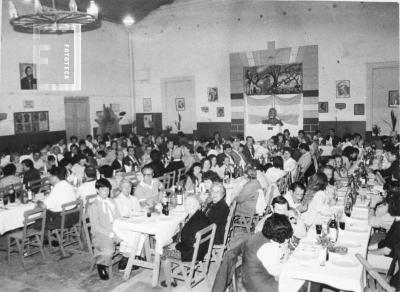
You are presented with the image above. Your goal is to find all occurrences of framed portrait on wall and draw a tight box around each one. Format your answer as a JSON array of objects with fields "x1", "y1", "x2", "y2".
[
  {"x1": 207, "y1": 87, "x2": 218, "y2": 102},
  {"x1": 216, "y1": 107, "x2": 225, "y2": 117},
  {"x1": 336, "y1": 80, "x2": 350, "y2": 98},
  {"x1": 143, "y1": 98, "x2": 152, "y2": 112},
  {"x1": 388, "y1": 90, "x2": 399, "y2": 108},
  {"x1": 354, "y1": 104, "x2": 365, "y2": 115},
  {"x1": 175, "y1": 98, "x2": 185, "y2": 111},
  {"x1": 19, "y1": 63, "x2": 38, "y2": 90},
  {"x1": 14, "y1": 111, "x2": 49, "y2": 134},
  {"x1": 143, "y1": 114, "x2": 153, "y2": 128},
  {"x1": 318, "y1": 102, "x2": 329, "y2": 113}
]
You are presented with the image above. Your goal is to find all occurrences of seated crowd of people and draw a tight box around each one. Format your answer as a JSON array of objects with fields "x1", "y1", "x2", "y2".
[{"x1": 0, "y1": 127, "x2": 399, "y2": 290}]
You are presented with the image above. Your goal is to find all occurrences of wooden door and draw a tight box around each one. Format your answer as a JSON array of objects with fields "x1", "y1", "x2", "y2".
[
  {"x1": 162, "y1": 76, "x2": 196, "y2": 134},
  {"x1": 368, "y1": 62, "x2": 399, "y2": 135},
  {"x1": 64, "y1": 97, "x2": 90, "y2": 140}
]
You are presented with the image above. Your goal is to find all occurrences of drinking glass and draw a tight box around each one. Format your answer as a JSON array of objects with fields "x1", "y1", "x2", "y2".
[
  {"x1": 3, "y1": 195, "x2": 9, "y2": 207},
  {"x1": 339, "y1": 221, "x2": 345, "y2": 230},
  {"x1": 315, "y1": 224, "x2": 322, "y2": 235}
]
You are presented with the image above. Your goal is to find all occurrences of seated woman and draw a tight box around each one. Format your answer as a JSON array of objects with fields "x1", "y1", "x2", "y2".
[
  {"x1": 302, "y1": 172, "x2": 332, "y2": 226},
  {"x1": 201, "y1": 157, "x2": 212, "y2": 173},
  {"x1": 235, "y1": 167, "x2": 262, "y2": 216},
  {"x1": 320, "y1": 165, "x2": 337, "y2": 204},
  {"x1": 203, "y1": 182, "x2": 230, "y2": 245},
  {"x1": 184, "y1": 162, "x2": 202, "y2": 194},
  {"x1": 208, "y1": 154, "x2": 220, "y2": 173},
  {"x1": 197, "y1": 170, "x2": 221, "y2": 205},
  {"x1": 242, "y1": 213, "x2": 292, "y2": 292},
  {"x1": 283, "y1": 181, "x2": 308, "y2": 213},
  {"x1": 333, "y1": 155, "x2": 348, "y2": 181},
  {"x1": 0, "y1": 163, "x2": 20, "y2": 188},
  {"x1": 265, "y1": 156, "x2": 286, "y2": 185},
  {"x1": 114, "y1": 179, "x2": 141, "y2": 216},
  {"x1": 162, "y1": 196, "x2": 210, "y2": 287},
  {"x1": 368, "y1": 188, "x2": 400, "y2": 288},
  {"x1": 88, "y1": 178, "x2": 121, "y2": 280}
]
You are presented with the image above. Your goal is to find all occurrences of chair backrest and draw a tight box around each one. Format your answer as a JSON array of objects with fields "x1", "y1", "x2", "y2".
[
  {"x1": 164, "y1": 171, "x2": 176, "y2": 188},
  {"x1": 177, "y1": 167, "x2": 186, "y2": 183},
  {"x1": 84, "y1": 194, "x2": 97, "y2": 213},
  {"x1": 22, "y1": 207, "x2": 46, "y2": 243},
  {"x1": 39, "y1": 177, "x2": 52, "y2": 193},
  {"x1": 29, "y1": 178, "x2": 42, "y2": 193},
  {"x1": 356, "y1": 253, "x2": 395, "y2": 292},
  {"x1": 60, "y1": 199, "x2": 82, "y2": 232},
  {"x1": 157, "y1": 174, "x2": 171, "y2": 190},
  {"x1": 189, "y1": 224, "x2": 217, "y2": 280},
  {"x1": 222, "y1": 201, "x2": 237, "y2": 247}
]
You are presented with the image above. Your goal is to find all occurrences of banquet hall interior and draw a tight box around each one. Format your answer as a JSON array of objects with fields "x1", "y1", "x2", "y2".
[{"x1": 0, "y1": 0, "x2": 399, "y2": 291}]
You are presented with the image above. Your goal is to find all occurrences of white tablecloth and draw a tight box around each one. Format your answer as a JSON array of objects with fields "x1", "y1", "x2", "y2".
[
  {"x1": 279, "y1": 203, "x2": 371, "y2": 292},
  {"x1": 0, "y1": 203, "x2": 35, "y2": 235},
  {"x1": 113, "y1": 209, "x2": 188, "y2": 254}
]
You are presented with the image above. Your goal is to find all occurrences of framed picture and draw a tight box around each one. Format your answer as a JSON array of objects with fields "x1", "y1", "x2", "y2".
[
  {"x1": 143, "y1": 114, "x2": 153, "y2": 128},
  {"x1": 336, "y1": 80, "x2": 350, "y2": 98},
  {"x1": 354, "y1": 104, "x2": 365, "y2": 115},
  {"x1": 175, "y1": 98, "x2": 185, "y2": 111},
  {"x1": 201, "y1": 106, "x2": 209, "y2": 113},
  {"x1": 19, "y1": 63, "x2": 38, "y2": 90},
  {"x1": 14, "y1": 111, "x2": 49, "y2": 134},
  {"x1": 207, "y1": 87, "x2": 218, "y2": 102},
  {"x1": 216, "y1": 107, "x2": 225, "y2": 117},
  {"x1": 388, "y1": 90, "x2": 399, "y2": 108},
  {"x1": 318, "y1": 102, "x2": 329, "y2": 113},
  {"x1": 143, "y1": 98, "x2": 152, "y2": 112}
]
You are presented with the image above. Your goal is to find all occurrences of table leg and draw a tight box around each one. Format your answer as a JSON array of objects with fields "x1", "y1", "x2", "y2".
[
  {"x1": 152, "y1": 252, "x2": 161, "y2": 287},
  {"x1": 123, "y1": 247, "x2": 136, "y2": 281}
]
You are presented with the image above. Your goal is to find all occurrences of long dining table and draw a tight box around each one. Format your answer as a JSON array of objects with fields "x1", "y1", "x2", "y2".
[{"x1": 279, "y1": 187, "x2": 374, "y2": 292}]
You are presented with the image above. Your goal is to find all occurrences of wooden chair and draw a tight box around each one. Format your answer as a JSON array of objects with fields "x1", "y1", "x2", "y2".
[
  {"x1": 177, "y1": 167, "x2": 187, "y2": 185},
  {"x1": 47, "y1": 200, "x2": 83, "y2": 257},
  {"x1": 84, "y1": 194, "x2": 97, "y2": 214},
  {"x1": 162, "y1": 224, "x2": 217, "y2": 290},
  {"x1": 231, "y1": 198, "x2": 259, "y2": 236},
  {"x1": 39, "y1": 177, "x2": 52, "y2": 193},
  {"x1": 29, "y1": 178, "x2": 42, "y2": 193},
  {"x1": 211, "y1": 201, "x2": 237, "y2": 266},
  {"x1": 356, "y1": 253, "x2": 395, "y2": 292},
  {"x1": 164, "y1": 171, "x2": 176, "y2": 188},
  {"x1": 82, "y1": 204, "x2": 121, "y2": 279},
  {"x1": 158, "y1": 174, "x2": 171, "y2": 190},
  {"x1": 7, "y1": 207, "x2": 47, "y2": 268}
]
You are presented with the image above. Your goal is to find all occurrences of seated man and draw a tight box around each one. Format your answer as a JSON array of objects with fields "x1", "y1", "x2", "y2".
[
  {"x1": 34, "y1": 166, "x2": 76, "y2": 231},
  {"x1": 71, "y1": 154, "x2": 88, "y2": 182},
  {"x1": 111, "y1": 150, "x2": 125, "y2": 173},
  {"x1": 76, "y1": 165, "x2": 97, "y2": 202},
  {"x1": 21, "y1": 159, "x2": 41, "y2": 193},
  {"x1": 99, "y1": 165, "x2": 118, "y2": 190},
  {"x1": 114, "y1": 179, "x2": 141, "y2": 216},
  {"x1": 165, "y1": 147, "x2": 185, "y2": 175},
  {"x1": 161, "y1": 196, "x2": 210, "y2": 287},
  {"x1": 283, "y1": 147, "x2": 297, "y2": 175},
  {"x1": 376, "y1": 147, "x2": 400, "y2": 183},
  {"x1": 203, "y1": 182, "x2": 230, "y2": 245},
  {"x1": 88, "y1": 178, "x2": 121, "y2": 280},
  {"x1": 134, "y1": 166, "x2": 162, "y2": 208}
]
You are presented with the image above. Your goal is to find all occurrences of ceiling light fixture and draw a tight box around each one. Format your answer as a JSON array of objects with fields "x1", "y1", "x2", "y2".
[{"x1": 9, "y1": 0, "x2": 101, "y2": 34}]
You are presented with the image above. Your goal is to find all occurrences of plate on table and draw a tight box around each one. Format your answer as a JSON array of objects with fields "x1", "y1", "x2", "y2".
[
  {"x1": 330, "y1": 258, "x2": 359, "y2": 268},
  {"x1": 292, "y1": 251, "x2": 317, "y2": 261},
  {"x1": 346, "y1": 225, "x2": 369, "y2": 233},
  {"x1": 337, "y1": 240, "x2": 361, "y2": 249}
]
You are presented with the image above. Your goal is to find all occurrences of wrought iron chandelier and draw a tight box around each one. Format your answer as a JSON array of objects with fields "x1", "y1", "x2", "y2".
[{"x1": 9, "y1": 0, "x2": 101, "y2": 34}]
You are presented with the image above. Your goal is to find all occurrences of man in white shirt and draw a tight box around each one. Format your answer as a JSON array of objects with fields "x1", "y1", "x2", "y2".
[
  {"x1": 77, "y1": 165, "x2": 97, "y2": 202},
  {"x1": 71, "y1": 155, "x2": 88, "y2": 182},
  {"x1": 114, "y1": 179, "x2": 141, "y2": 217},
  {"x1": 32, "y1": 150, "x2": 45, "y2": 171},
  {"x1": 34, "y1": 166, "x2": 77, "y2": 234},
  {"x1": 283, "y1": 148, "x2": 297, "y2": 174}
]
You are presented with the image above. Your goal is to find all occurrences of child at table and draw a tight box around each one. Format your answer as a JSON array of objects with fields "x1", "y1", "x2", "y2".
[{"x1": 88, "y1": 178, "x2": 121, "y2": 281}]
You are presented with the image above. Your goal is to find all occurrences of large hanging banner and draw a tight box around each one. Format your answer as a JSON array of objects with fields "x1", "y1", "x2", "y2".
[{"x1": 244, "y1": 94, "x2": 303, "y2": 142}]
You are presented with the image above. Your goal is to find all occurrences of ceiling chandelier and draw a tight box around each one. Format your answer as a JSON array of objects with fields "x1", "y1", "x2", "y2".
[{"x1": 8, "y1": 0, "x2": 101, "y2": 34}]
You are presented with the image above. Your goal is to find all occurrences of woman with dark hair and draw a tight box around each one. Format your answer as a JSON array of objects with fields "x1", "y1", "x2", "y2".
[
  {"x1": 0, "y1": 163, "x2": 20, "y2": 188},
  {"x1": 201, "y1": 157, "x2": 212, "y2": 173},
  {"x1": 320, "y1": 165, "x2": 336, "y2": 204},
  {"x1": 265, "y1": 156, "x2": 286, "y2": 184},
  {"x1": 242, "y1": 213, "x2": 293, "y2": 292},
  {"x1": 184, "y1": 162, "x2": 202, "y2": 193},
  {"x1": 208, "y1": 154, "x2": 219, "y2": 173},
  {"x1": 303, "y1": 172, "x2": 331, "y2": 225}
]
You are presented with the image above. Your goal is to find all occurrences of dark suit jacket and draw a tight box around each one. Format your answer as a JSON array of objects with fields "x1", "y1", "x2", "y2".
[
  {"x1": 165, "y1": 160, "x2": 185, "y2": 176},
  {"x1": 21, "y1": 76, "x2": 37, "y2": 90},
  {"x1": 322, "y1": 135, "x2": 341, "y2": 147},
  {"x1": 379, "y1": 159, "x2": 400, "y2": 183},
  {"x1": 242, "y1": 145, "x2": 256, "y2": 164},
  {"x1": 176, "y1": 210, "x2": 210, "y2": 262},
  {"x1": 111, "y1": 159, "x2": 125, "y2": 172},
  {"x1": 145, "y1": 160, "x2": 166, "y2": 178},
  {"x1": 205, "y1": 199, "x2": 230, "y2": 244},
  {"x1": 123, "y1": 155, "x2": 139, "y2": 168},
  {"x1": 64, "y1": 151, "x2": 80, "y2": 165},
  {"x1": 23, "y1": 168, "x2": 41, "y2": 193}
]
